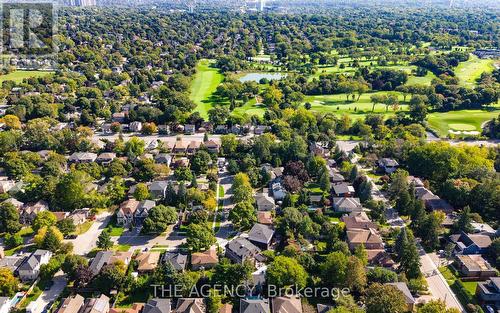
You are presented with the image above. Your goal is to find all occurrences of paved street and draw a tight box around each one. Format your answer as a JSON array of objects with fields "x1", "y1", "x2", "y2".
[
  {"x1": 28, "y1": 272, "x2": 67, "y2": 313},
  {"x1": 419, "y1": 249, "x2": 465, "y2": 312},
  {"x1": 215, "y1": 172, "x2": 235, "y2": 248},
  {"x1": 67, "y1": 211, "x2": 112, "y2": 255}
]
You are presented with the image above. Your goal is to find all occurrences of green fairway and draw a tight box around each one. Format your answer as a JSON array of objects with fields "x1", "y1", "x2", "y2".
[
  {"x1": 190, "y1": 59, "x2": 224, "y2": 119},
  {"x1": 455, "y1": 54, "x2": 495, "y2": 87},
  {"x1": 0, "y1": 70, "x2": 53, "y2": 84},
  {"x1": 427, "y1": 109, "x2": 500, "y2": 137},
  {"x1": 406, "y1": 70, "x2": 437, "y2": 86},
  {"x1": 232, "y1": 98, "x2": 267, "y2": 117},
  {"x1": 304, "y1": 91, "x2": 408, "y2": 117}
]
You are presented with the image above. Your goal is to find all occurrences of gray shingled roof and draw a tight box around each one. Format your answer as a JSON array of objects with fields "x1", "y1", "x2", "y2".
[
  {"x1": 227, "y1": 238, "x2": 261, "y2": 259},
  {"x1": 162, "y1": 252, "x2": 188, "y2": 271},
  {"x1": 144, "y1": 299, "x2": 171, "y2": 313},
  {"x1": 89, "y1": 251, "x2": 113, "y2": 275},
  {"x1": 18, "y1": 249, "x2": 50, "y2": 271},
  {"x1": 240, "y1": 299, "x2": 270, "y2": 313},
  {"x1": 248, "y1": 224, "x2": 274, "y2": 244}
]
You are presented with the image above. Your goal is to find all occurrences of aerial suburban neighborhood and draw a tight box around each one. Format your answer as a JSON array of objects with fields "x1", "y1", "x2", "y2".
[{"x1": 0, "y1": 1, "x2": 499, "y2": 313}]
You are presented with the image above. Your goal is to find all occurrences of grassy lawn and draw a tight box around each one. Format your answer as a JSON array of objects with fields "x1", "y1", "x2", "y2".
[
  {"x1": 304, "y1": 91, "x2": 408, "y2": 117},
  {"x1": 72, "y1": 221, "x2": 93, "y2": 235},
  {"x1": 427, "y1": 109, "x2": 500, "y2": 137},
  {"x1": 0, "y1": 70, "x2": 54, "y2": 84},
  {"x1": 107, "y1": 225, "x2": 125, "y2": 236},
  {"x1": 305, "y1": 182, "x2": 324, "y2": 194},
  {"x1": 112, "y1": 244, "x2": 131, "y2": 252},
  {"x1": 190, "y1": 59, "x2": 225, "y2": 119},
  {"x1": 406, "y1": 71, "x2": 437, "y2": 86},
  {"x1": 218, "y1": 185, "x2": 225, "y2": 198},
  {"x1": 462, "y1": 281, "x2": 479, "y2": 295},
  {"x1": 232, "y1": 98, "x2": 267, "y2": 117},
  {"x1": 455, "y1": 54, "x2": 496, "y2": 87},
  {"x1": 17, "y1": 227, "x2": 34, "y2": 237}
]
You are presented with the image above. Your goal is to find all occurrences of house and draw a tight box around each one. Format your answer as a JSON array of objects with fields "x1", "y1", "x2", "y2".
[
  {"x1": 0, "y1": 255, "x2": 26, "y2": 272},
  {"x1": 21, "y1": 200, "x2": 49, "y2": 224},
  {"x1": 133, "y1": 200, "x2": 156, "y2": 225},
  {"x1": 109, "y1": 303, "x2": 144, "y2": 313},
  {"x1": 272, "y1": 296, "x2": 302, "y2": 313},
  {"x1": 425, "y1": 198, "x2": 454, "y2": 214},
  {"x1": 112, "y1": 112, "x2": 126, "y2": 123},
  {"x1": 248, "y1": 223, "x2": 274, "y2": 250},
  {"x1": 254, "y1": 125, "x2": 269, "y2": 135},
  {"x1": 226, "y1": 237, "x2": 263, "y2": 264},
  {"x1": 332, "y1": 183, "x2": 355, "y2": 197},
  {"x1": 130, "y1": 121, "x2": 143, "y2": 132},
  {"x1": 136, "y1": 252, "x2": 161, "y2": 273},
  {"x1": 368, "y1": 250, "x2": 395, "y2": 268},
  {"x1": 204, "y1": 140, "x2": 220, "y2": 154},
  {"x1": 219, "y1": 304, "x2": 233, "y2": 313},
  {"x1": 471, "y1": 223, "x2": 497, "y2": 236},
  {"x1": 451, "y1": 232, "x2": 492, "y2": 255},
  {"x1": 18, "y1": 249, "x2": 52, "y2": 281},
  {"x1": 316, "y1": 304, "x2": 333, "y2": 313},
  {"x1": 0, "y1": 297, "x2": 13, "y2": 313},
  {"x1": 240, "y1": 298, "x2": 270, "y2": 313},
  {"x1": 0, "y1": 179, "x2": 15, "y2": 193},
  {"x1": 257, "y1": 211, "x2": 273, "y2": 225},
  {"x1": 308, "y1": 195, "x2": 324, "y2": 207},
  {"x1": 329, "y1": 172, "x2": 345, "y2": 184},
  {"x1": 455, "y1": 255, "x2": 497, "y2": 278},
  {"x1": 56, "y1": 294, "x2": 85, "y2": 313},
  {"x1": 3, "y1": 198, "x2": 24, "y2": 211},
  {"x1": 89, "y1": 251, "x2": 113, "y2": 276},
  {"x1": 476, "y1": 277, "x2": 500, "y2": 306},
  {"x1": 187, "y1": 141, "x2": 201, "y2": 154},
  {"x1": 176, "y1": 298, "x2": 204, "y2": 313},
  {"x1": 332, "y1": 197, "x2": 362, "y2": 213},
  {"x1": 173, "y1": 140, "x2": 188, "y2": 154},
  {"x1": 69, "y1": 208, "x2": 90, "y2": 225},
  {"x1": 407, "y1": 176, "x2": 424, "y2": 187},
  {"x1": 387, "y1": 283, "x2": 415, "y2": 312},
  {"x1": 52, "y1": 211, "x2": 70, "y2": 221},
  {"x1": 378, "y1": 158, "x2": 399, "y2": 174},
  {"x1": 270, "y1": 182, "x2": 286, "y2": 201},
  {"x1": 214, "y1": 125, "x2": 228, "y2": 134},
  {"x1": 415, "y1": 187, "x2": 436, "y2": 201},
  {"x1": 191, "y1": 247, "x2": 218, "y2": 270},
  {"x1": 80, "y1": 294, "x2": 110, "y2": 313},
  {"x1": 110, "y1": 251, "x2": 134, "y2": 266},
  {"x1": 255, "y1": 193, "x2": 275, "y2": 211},
  {"x1": 149, "y1": 181, "x2": 169, "y2": 199},
  {"x1": 155, "y1": 154, "x2": 172, "y2": 166},
  {"x1": 69, "y1": 152, "x2": 98, "y2": 163},
  {"x1": 117, "y1": 199, "x2": 140, "y2": 225},
  {"x1": 173, "y1": 157, "x2": 190, "y2": 168},
  {"x1": 341, "y1": 212, "x2": 377, "y2": 231},
  {"x1": 184, "y1": 124, "x2": 196, "y2": 135},
  {"x1": 162, "y1": 252, "x2": 188, "y2": 272},
  {"x1": 143, "y1": 299, "x2": 171, "y2": 313},
  {"x1": 96, "y1": 153, "x2": 116, "y2": 165},
  {"x1": 346, "y1": 229, "x2": 384, "y2": 251}
]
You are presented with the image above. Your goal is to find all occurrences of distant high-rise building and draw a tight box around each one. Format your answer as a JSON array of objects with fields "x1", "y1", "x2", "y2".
[{"x1": 65, "y1": 0, "x2": 96, "y2": 7}]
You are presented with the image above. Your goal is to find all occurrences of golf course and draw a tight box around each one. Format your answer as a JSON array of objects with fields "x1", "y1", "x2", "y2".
[
  {"x1": 190, "y1": 59, "x2": 224, "y2": 119},
  {"x1": 0, "y1": 70, "x2": 54, "y2": 84}
]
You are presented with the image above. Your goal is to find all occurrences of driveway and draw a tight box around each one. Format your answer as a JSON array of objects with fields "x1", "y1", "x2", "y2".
[
  {"x1": 419, "y1": 248, "x2": 465, "y2": 312},
  {"x1": 27, "y1": 272, "x2": 67, "y2": 313},
  {"x1": 66, "y1": 211, "x2": 112, "y2": 255},
  {"x1": 114, "y1": 225, "x2": 186, "y2": 252}
]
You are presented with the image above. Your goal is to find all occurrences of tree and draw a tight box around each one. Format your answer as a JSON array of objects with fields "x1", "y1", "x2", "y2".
[
  {"x1": 0, "y1": 268, "x2": 19, "y2": 297},
  {"x1": 409, "y1": 95, "x2": 428, "y2": 122},
  {"x1": 142, "y1": 122, "x2": 157, "y2": 135},
  {"x1": 318, "y1": 168, "x2": 331, "y2": 193},
  {"x1": 34, "y1": 226, "x2": 63, "y2": 252},
  {"x1": 133, "y1": 183, "x2": 150, "y2": 201},
  {"x1": 452, "y1": 206, "x2": 473, "y2": 234},
  {"x1": 105, "y1": 176, "x2": 127, "y2": 204},
  {"x1": 174, "y1": 166, "x2": 193, "y2": 182},
  {"x1": 365, "y1": 283, "x2": 407, "y2": 313},
  {"x1": 56, "y1": 218, "x2": 76, "y2": 236},
  {"x1": 186, "y1": 223, "x2": 216, "y2": 252},
  {"x1": 92, "y1": 264, "x2": 127, "y2": 294},
  {"x1": 97, "y1": 230, "x2": 113, "y2": 250},
  {"x1": 266, "y1": 256, "x2": 308, "y2": 289},
  {"x1": 40, "y1": 256, "x2": 63, "y2": 281},
  {"x1": 418, "y1": 300, "x2": 461, "y2": 313},
  {"x1": 191, "y1": 150, "x2": 211, "y2": 175},
  {"x1": 54, "y1": 170, "x2": 93, "y2": 211},
  {"x1": 396, "y1": 228, "x2": 421, "y2": 279},
  {"x1": 228, "y1": 201, "x2": 256, "y2": 231},
  {"x1": 345, "y1": 256, "x2": 367, "y2": 292},
  {"x1": 62, "y1": 254, "x2": 88, "y2": 281},
  {"x1": 0, "y1": 202, "x2": 22, "y2": 234},
  {"x1": 206, "y1": 290, "x2": 222, "y2": 313},
  {"x1": 5, "y1": 233, "x2": 23, "y2": 249},
  {"x1": 320, "y1": 252, "x2": 349, "y2": 287},
  {"x1": 367, "y1": 267, "x2": 398, "y2": 284},
  {"x1": 212, "y1": 258, "x2": 253, "y2": 288},
  {"x1": 74, "y1": 265, "x2": 93, "y2": 289},
  {"x1": 124, "y1": 137, "x2": 145, "y2": 158},
  {"x1": 420, "y1": 212, "x2": 443, "y2": 251},
  {"x1": 349, "y1": 166, "x2": 358, "y2": 183},
  {"x1": 354, "y1": 244, "x2": 368, "y2": 266},
  {"x1": 232, "y1": 173, "x2": 253, "y2": 203},
  {"x1": 142, "y1": 205, "x2": 178, "y2": 234}
]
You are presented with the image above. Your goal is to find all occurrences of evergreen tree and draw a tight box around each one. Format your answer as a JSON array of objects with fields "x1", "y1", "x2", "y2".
[
  {"x1": 349, "y1": 166, "x2": 358, "y2": 183},
  {"x1": 358, "y1": 180, "x2": 373, "y2": 202},
  {"x1": 452, "y1": 206, "x2": 473, "y2": 233},
  {"x1": 395, "y1": 189, "x2": 412, "y2": 215},
  {"x1": 394, "y1": 228, "x2": 409, "y2": 262},
  {"x1": 318, "y1": 169, "x2": 330, "y2": 193},
  {"x1": 399, "y1": 230, "x2": 421, "y2": 279},
  {"x1": 165, "y1": 182, "x2": 177, "y2": 206},
  {"x1": 410, "y1": 200, "x2": 426, "y2": 232},
  {"x1": 97, "y1": 230, "x2": 113, "y2": 250}
]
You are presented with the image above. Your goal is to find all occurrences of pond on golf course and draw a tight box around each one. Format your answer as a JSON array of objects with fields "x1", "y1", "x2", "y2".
[{"x1": 239, "y1": 72, "x2": 286, "y2": 83}]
